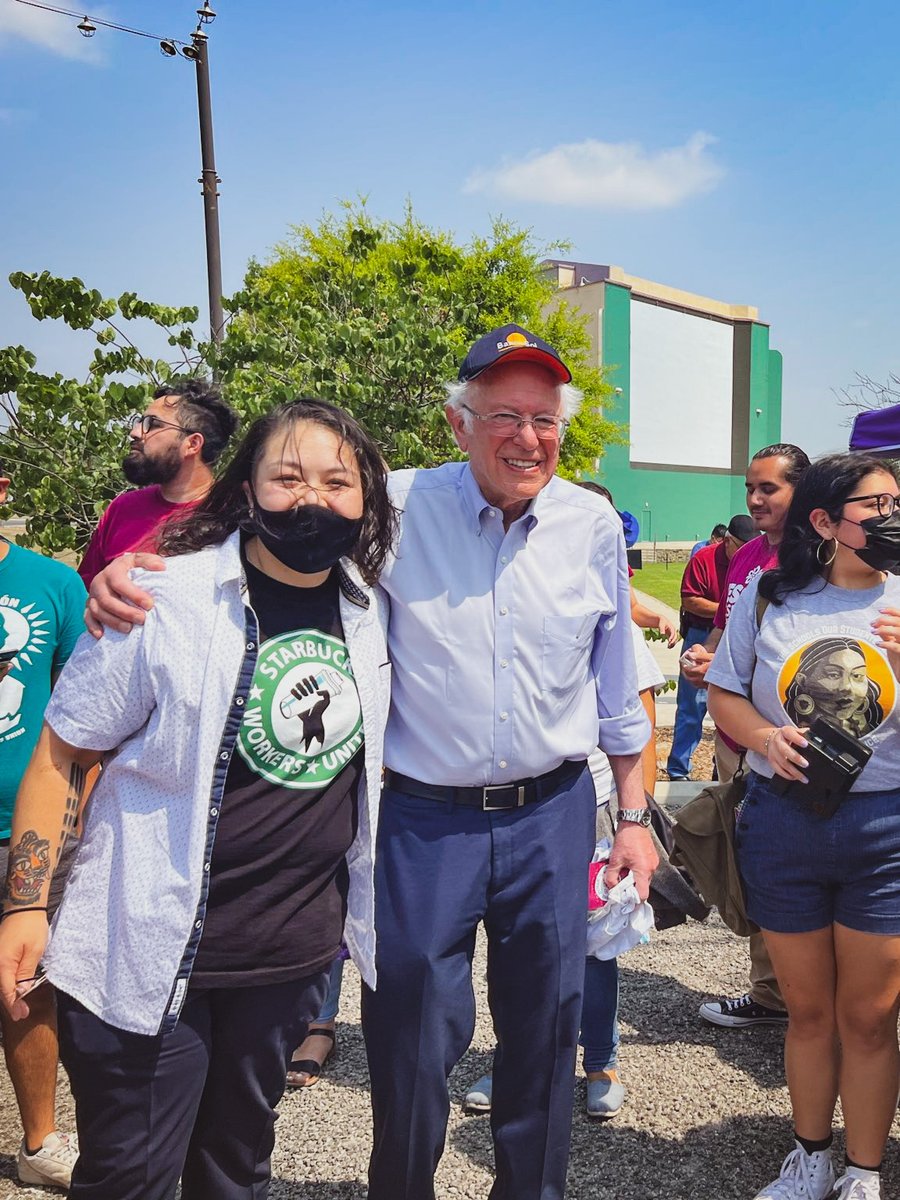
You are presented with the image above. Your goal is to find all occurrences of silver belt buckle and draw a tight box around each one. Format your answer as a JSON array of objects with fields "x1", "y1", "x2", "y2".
[{"x1": 481, "y1": 784, "x2": 526, "y2": 811}]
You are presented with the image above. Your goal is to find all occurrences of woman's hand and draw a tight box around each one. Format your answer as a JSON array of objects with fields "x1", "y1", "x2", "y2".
[
  {"x1": 764, "y1": 725, "x2": 809, "y2": 784},
  {"x1": 655, "y1": 614, "x2": 679, "y2": 648},
  {"x1": 85, "y1": 553, "x2": 165, "y2": 638},
  {"x1": 872, "y1": 607, "x2": 900, "y2": 680}
]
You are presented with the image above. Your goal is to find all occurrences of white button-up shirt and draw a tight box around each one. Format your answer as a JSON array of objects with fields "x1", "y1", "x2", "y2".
[
  {"x1": 42, "y1": 533, "x2": 389, "y2": 1036},
  {"x1": 380, "y1": 463, "x2": 648, "y2": 785}
]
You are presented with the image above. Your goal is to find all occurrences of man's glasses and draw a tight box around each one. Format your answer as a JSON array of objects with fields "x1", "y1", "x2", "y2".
[
  {"x1": 844, "y1": 492, "x2": 900, "y2": 519},
  {"x1": 127, "y1": 414, "x2": 196, "y2": 438},
  {"x1": 460, "y1": 404, "x2": 568, "y2": 441}
]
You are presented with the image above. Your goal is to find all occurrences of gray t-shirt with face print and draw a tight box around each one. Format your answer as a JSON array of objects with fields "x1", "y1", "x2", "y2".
[{"x1": 707, "y1": 572, "x2": 900, "y2": 791}]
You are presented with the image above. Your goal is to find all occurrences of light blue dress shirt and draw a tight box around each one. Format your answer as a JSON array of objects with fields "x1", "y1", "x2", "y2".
[{"x1": 380, "y1": 463, "x2": 649, "y2": 786}]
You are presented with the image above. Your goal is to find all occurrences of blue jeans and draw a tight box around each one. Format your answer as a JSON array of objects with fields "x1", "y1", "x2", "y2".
[
  {"x1": 579, "y1": 956, "x2": 619, "y2": 1072},
  {"x1": 314, "y1": 954, "x2": 345, "y2": 1024},
  {"x1": 666, "y1": 626, "x2": 710, "y2": 778}
]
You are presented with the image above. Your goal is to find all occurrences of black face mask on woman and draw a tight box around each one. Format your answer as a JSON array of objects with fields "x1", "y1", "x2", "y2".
[
  {"x1": 247, "y1": 494, "x2": 363, "y2": 575},
  {"x1": 842, "y1": 512, "x2": 900, "y2": 573}
]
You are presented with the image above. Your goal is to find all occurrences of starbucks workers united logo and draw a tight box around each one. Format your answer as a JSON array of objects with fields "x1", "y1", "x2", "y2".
[{"x1": 236, "y1": 629, "x2": 363, "y2": 789}]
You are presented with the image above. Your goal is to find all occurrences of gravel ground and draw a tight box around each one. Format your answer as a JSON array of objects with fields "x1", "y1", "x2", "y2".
[
  {"x1": 656, "y1": 729, "x2": 716, "y2": 782},
  {"x1": 2, "y1": 916, "x2": 899, "y2": 1199}
]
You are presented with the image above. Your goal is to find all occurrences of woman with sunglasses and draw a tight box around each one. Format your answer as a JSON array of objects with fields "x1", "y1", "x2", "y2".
[
  {"x1": 0, "y1": 398, "x2": 395, "y2": 1200},
  {"x1": 707, "y1": 453, "x2": 900, "y2": 1200}
]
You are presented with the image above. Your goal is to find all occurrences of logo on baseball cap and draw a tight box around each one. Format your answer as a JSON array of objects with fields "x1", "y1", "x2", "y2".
[{"x1": 458, "y1": 323, "x2": 572, "y2": 384}]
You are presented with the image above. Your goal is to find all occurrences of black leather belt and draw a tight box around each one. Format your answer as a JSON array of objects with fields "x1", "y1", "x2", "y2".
[{"x1": 383, "y1": 760, "x2": 585, "y2": 811}]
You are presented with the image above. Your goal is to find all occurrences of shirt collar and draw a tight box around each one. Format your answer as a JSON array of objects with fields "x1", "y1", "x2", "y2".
[
  {"x1": 215, "y1": 529, "x2": 369, "y2": 609},
  {"x1": 459, "y1": 462, "x2": 542, "y2": 538}
]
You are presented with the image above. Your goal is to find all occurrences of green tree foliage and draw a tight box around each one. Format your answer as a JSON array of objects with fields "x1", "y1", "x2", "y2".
[
  {"x1": 219, "y1": 203, "x2": 624, "y2": 474},
  {"x1": 0, "y1": 271, "x2": 202, "y2": 553},
  {"x1": 1, "y1": 206, "x2": 624, "y2": 556}
]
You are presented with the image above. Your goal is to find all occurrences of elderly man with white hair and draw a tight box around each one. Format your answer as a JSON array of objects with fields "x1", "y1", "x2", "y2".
[{"x1": 363, "y1": 324, "x2": 656, "y2": 1200}]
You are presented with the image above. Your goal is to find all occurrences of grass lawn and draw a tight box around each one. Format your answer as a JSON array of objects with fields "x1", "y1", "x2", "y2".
[{"x1": 631, "y1": 560, "x2": 685, "y2": 611}]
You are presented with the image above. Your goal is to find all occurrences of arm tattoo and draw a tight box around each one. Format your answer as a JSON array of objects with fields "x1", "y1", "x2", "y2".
[
  {"x1": 5, "y1": 830, "x2": 52, "y2": 907},
  {"x1": 2, "y1": 763, "x2": 86, "y2": 907},
  {"x1": 59, "y1": 762, "x2": 85, "y2": 861}
]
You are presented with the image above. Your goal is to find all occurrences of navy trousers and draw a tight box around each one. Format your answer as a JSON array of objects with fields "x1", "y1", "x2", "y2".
[
  {"x1": 57, "y1": 973, "x2": 327, "y2": 1200},
  {"x1": 362, "y1": 766, "x2": 596, "y2": 1200}
]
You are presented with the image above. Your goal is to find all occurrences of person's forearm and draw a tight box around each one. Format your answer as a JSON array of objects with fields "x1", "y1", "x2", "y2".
[
  {"x1": 706, "y1": 686, "x2": 776, "y2": 755},
  {"x1": 3, "y1": 726, "x2": 99, "y2": 914},
  {"x1": 682, "y1": 595, "x2": 718, "y2": 620},
  {"x1": 703, "y1": 627, "x2": 723, "y2": 653},
  {"x1": 630, "y1": 599, "x2": 660, "y2": 630},
  {"x1": 608, "y1": 752, "x2": 646, "y2": 811}
]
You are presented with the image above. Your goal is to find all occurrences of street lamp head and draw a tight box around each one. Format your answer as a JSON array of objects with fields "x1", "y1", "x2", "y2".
[
  {"x1": 77, "y1": 15, "x2": 97, "y2": 37},
  {"x1": 181, "y1": 41, "x2": 201, "y2": 59},
  {"x1": 159, "y1": 39, "x2": 179, "y2": 56},
  {"x1": 196, "y1": 2, "x2": 217, "y2": 24}
]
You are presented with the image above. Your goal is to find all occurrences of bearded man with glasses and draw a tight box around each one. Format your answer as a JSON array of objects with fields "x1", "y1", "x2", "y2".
[{"x1": 78, "y1": 379, "x2": 238, "y2": 587}]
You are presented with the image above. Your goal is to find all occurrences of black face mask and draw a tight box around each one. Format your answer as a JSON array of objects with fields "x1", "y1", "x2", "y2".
[
  {"x1": 247, "y1": 495, "x2": 363, "y2": 575},
  {"x1": 846, "y1": 513, "x2": 900, "y2": 572}
]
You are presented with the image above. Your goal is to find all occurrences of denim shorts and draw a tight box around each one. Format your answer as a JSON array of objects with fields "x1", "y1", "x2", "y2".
[{"x1": 735, "y1": 771, "x2": 900, "y2": 935}]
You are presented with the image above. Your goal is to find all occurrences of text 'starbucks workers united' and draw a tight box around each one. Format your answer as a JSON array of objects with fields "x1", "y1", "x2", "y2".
[{"x1": 237, "y1": 629, "x2": 363, "y2": 789}]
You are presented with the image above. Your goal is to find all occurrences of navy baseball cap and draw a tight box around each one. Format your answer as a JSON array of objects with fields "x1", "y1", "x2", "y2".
[
  {"x1": 727, "y1": 514, "x2": 755, "y2": 543},
  {"x1": 458, "y1": 323, "x2": 572, "y2": 384}
]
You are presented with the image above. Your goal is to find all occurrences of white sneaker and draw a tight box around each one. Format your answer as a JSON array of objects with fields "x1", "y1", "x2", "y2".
[
  {"x1": 833, "y1": 1170, "x2": 882, "y2": 1199},
  {"x1": 17, "y1": 1130, "x2": 79, "y2": 1187},
  {"x1": 463, "y1": 1073, "x2": 493, "y2": 1113},
  {"x1": 753, "y1": 1143, "x2": 835, "y2": 1200}
]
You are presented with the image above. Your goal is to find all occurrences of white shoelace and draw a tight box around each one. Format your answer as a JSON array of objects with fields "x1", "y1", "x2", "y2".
[{"x1": 757, "y1": 1147, "x2": 830, "y2": 1200}]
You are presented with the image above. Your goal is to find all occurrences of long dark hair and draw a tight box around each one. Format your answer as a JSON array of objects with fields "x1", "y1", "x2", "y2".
[
  {"x1": 158, "y1": 398, "x2": 397, "y2": 585},
  {"x1": 759, "y1": 452, "x2": 898, "y2": 604}
]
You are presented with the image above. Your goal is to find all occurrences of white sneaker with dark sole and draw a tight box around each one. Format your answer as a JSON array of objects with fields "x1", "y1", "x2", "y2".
[
  {"x1": 833, "y1": 1170, "x2": 882, "y2": 1199},
  {"x1": 17, "y1": 1130, "x2": 79, "y2": 1188},
  {"x1": 752, "y1": 1144, "x2": 835, "y2": 1200},
  {"x1": 700, "y1": 992, "x2": 789, "y2": 1028},
  {"x1": 463, "y1": 1073, "x2": 493, "y2": 1113}
]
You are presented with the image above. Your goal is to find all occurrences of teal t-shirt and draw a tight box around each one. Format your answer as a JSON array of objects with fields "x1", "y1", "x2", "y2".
[{"x1": 0, "y1": 539, "x2": 87, "y2": 837}]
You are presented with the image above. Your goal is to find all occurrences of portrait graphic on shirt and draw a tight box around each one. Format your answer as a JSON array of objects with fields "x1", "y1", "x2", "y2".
[
  {"x1": 777, "y1": 637, "x2": 896, "y2": 738},
  {"x1": 236, "y1": 629, "x2": 362, "y2": 789},
  {"x1": 0, "y1": 597, "x2": 49, "y2": 742}
]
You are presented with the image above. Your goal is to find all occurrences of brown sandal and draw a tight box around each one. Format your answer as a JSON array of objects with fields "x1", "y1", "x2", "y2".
[{"x1": 286, "y1": 1028, "x2": 336, "y2": 1088}]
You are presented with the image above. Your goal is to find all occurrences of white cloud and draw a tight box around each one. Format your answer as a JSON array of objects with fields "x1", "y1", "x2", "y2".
[
  {"x1": 464, "y1": 132, "x2": 725, "y2": 210},
  {"x1": 0, "y1": 4, "x2": 105, "y2": 62}
]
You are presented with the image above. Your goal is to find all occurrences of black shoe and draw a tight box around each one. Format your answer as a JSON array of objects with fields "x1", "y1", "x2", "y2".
[{"x1": 699, "y1": 992, "x2": 788, "y2": 1028}]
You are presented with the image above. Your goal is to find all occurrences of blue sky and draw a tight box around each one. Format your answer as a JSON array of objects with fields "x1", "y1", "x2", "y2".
[{"x1": 1, "y1": 0, "x2": 898, "y2": 455}]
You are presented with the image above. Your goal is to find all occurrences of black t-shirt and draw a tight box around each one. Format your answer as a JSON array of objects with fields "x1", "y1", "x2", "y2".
[{"x1": 191, "y1": 557, "x2": 364, "y2": 987}]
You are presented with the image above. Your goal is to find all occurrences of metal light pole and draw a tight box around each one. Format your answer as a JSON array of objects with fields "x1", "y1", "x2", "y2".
[{"x1": 191, "y1": 29, "x2": 225, "y2": 345}]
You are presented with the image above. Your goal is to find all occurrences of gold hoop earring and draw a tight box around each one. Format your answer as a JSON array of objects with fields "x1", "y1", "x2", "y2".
[{"x1": 816, "y1": 538, "x2": 837, "y2": 566}]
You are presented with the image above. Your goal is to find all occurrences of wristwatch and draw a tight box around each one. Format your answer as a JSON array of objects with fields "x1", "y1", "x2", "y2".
[{"x1": 617, "y1": 807, "x2": 652, "y2": 828}]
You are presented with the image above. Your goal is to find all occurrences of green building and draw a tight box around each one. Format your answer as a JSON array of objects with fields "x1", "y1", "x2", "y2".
[{"x1": 543, "y1": 261, "x2": 783, "y2": 543}]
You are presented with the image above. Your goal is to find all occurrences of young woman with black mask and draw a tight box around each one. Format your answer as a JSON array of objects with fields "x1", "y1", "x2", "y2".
[
  {"x1": 0, "y1": 399, "x2": 396, "y2": 1200},
  {"x1": 707, "y1": 453, "x2": 900, "y2": 1200}
]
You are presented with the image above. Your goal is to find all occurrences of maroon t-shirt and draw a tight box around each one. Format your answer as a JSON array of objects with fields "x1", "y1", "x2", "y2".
[
  {"x1": 680, "y1": 540, "x2": 729, "y2": 632},
  {"x1": 78, "y1": 486, "x2": 201, "y2": 588},
  {"x1": 712, "y1": 534, "x2": 779, "y2": 752}
]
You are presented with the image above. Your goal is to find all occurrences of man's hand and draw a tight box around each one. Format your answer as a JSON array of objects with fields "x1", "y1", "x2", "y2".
[
  {"x1": 680, "y1": 644, "x2": 713, "y2": 687},
  {"x1": 0, "y1": 910, "x2": 49, "y2": 1021},
  {"x1": 606, "y1": 822, "x2": 659, "y2": 902},
  {"x1": 85, "y1": 552, "x2": 166, "y2": 638}
]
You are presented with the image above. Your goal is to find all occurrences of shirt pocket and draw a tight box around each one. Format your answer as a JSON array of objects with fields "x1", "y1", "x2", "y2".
[{"x1": 541, "y1": 613, "x2": 596, "y2": 694}]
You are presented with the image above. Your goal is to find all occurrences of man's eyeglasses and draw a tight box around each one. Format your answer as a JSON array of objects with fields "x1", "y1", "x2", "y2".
[
  {"x1": 128, "y1": 414, "x2": 196, "y2": 439},
  {"x1": 460, "y1": 404, "x2": 568, "y2": 441},
  {"x1": 843, "y1": 492, "x2": 900, "y2": 519}
]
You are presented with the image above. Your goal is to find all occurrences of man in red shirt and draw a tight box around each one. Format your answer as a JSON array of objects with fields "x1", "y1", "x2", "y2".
[
  {"x1": 666, "y1": 514, "x2": 754, "y2": 779},
  {"x1": 78, "y1": 379, "x2": 238, "y2": 587},
  {"x1": 681, "y1": 443, "x2": 810, "y2": 1031}
]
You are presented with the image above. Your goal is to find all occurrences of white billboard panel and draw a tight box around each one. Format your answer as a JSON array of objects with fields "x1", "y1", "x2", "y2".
[{"x1": 629, "y1": 301, "x2": 734, "y2": 469}]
